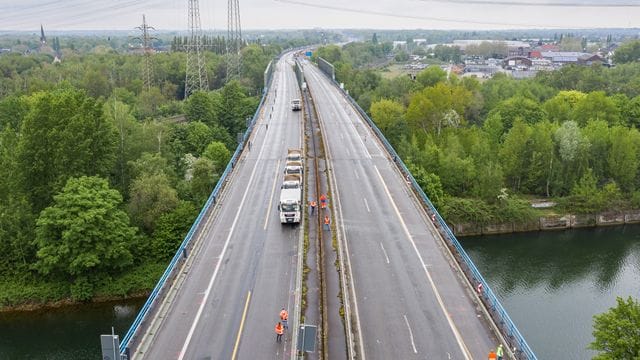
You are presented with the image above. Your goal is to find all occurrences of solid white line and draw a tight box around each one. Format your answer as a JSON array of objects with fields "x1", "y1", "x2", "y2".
[
  {"x1": 354, "y1": 169, "x2": 360, "y2": 180},
  {"x1": 363, "y1": 198, "x2": 370, "y2": 213},
  {"x1": 379, "y1": 242, "x2": 390, "y2": 264},
  {"x1": 177, "y1": 121, "x2": 271, "y2": 360},
  {"x1": 403, "y1": 314, "x2": 418, "y2": 354},
  {"x1": 264, "y1": 160, "x2": 282, "y2": 230},
  {"x1": 373, "y1": 165, "x2": 472, "y2": 360}
]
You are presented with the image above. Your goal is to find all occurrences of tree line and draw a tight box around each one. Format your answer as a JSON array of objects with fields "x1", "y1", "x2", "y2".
[
  {"x1": 315, "y1": 40, "x2": 640, "y2": 224},
  {"x1": 0, "y1": 37, "x2": 275, "y2": 304}
]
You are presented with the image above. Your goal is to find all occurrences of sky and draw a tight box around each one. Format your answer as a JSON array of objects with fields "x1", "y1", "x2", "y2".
[{"x1": 1, "y1": 0, "x2": 640, "y2": 31}]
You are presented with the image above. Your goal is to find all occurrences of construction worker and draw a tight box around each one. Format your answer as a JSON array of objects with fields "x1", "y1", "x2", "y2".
[
  {"x1": 324, "y1": 215, "x2": 330, "y2": 231},
  {"x1": 496, "y1": 344, "x2": 504, "y2": 360},
  {"x1": 319, "y1": 194, "x2": 327, "y2": 209},
  {"x1": 280, "y1": 308, "x2": 289, "y2": 330},
  {"x1": 488, "y1": 349, "x2": 497, "y2": 360},
  {"x1": 275, "y1": 322, "x2": 284, "y2": 342},
  {"x1": 309, "y1": 200, "x2": 317, "y2": 214}
]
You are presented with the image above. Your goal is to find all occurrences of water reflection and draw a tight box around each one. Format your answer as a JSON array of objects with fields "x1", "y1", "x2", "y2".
[
  {"x1": 462, "y1": 225, "x2": 640, "y2": 360},
  {"x1": 0, "y1": 298, "x2": 143, "y2": 360}
]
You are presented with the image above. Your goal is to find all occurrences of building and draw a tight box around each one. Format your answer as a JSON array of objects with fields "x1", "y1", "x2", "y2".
[
  {"x1": 540, "y1": 51, "x2": 604, "y2": 65},
  {"x1": 393, "y1": 41, "x2": 407, "y2": 50},
  {"x1": 413, "y1": 38, "x2": 427, "y2": 46}
]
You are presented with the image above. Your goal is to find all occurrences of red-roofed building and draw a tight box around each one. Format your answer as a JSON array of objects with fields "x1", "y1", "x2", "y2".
[{"x1": 538, "y1": 44, "x2": 560, "y2": 52}]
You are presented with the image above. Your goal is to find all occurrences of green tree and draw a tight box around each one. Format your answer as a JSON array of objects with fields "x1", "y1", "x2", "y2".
[
  {"x1": 216, "y1": 80, "x2": 253, "y2": 137},
  {"x1": 572, "y1": 91, "x2": 621, "y2": 126},
  {"x1": 554, "y1": 121, "x2": 591, "y2": 195},
  {"x1": 128, "y1": 173, "x2": 179, "y2": 234},
  {"x1": 202, "y1": 141, "x2": 231, "y2": 171},
  {"x1": 128, "y1": 152, "x2": 175, "y2": 181},
  {"x1": 608, "y1": 126, "x2": 639, "y2": 192},
  {"x1": 184, "y1": 91, "x2": 217, "y2": 124},
  {"x1": 543, "y1": 90, "x2": 586, "y2": 123},
  {"x1": 613, "y1": 40, "x2": 640, "y2": 64},
  {"x1": 583, "y1": 119, "x2": 611, "y2": 182},
  {"x1": 185, "y1": 121, "x2": 214, "y2": 156},
  {"x1": 487, "y1": 96, "x2": 546, "y2": 130},
  {"x1": 406, "y1": 83, "x2": 471, "y2": 136},
  {"x1": 190, "y1": 157, "x2": 218, "y2": 205},
  {"x1": 151, "y1": 201, "x2": 198, "y2": 260},
  {"x1": 590, "y1": 296, "x2": 640, "y2": 359},
  {"x1": 415, "y1": 66, "x2": 447, "y2": 88},
  {"x1": 34, "y1": 176, "x2": 136, "y2": 299},
  {"x1": 500, "y1": 118, "x2": 532, "y2": 192},
  {"x1": 18, "y1": 86, "x2": 118, "y2": 212},
  {"x1": 370, "y1": 99, "x2": 405, "y2": 144}
]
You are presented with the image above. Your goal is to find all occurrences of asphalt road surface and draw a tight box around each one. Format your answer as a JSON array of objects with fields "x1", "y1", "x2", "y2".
[
  {"x1": 138, "y1": 53, "x2": 304, "y2": 360},
  {"x1": 303, "y1": 60, "x2": 497, "y2": 360}
]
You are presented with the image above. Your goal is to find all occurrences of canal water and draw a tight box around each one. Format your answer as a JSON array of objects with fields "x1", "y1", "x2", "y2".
[
  {"x1": 0, "y1": 298, "x2": 144, "y2": 359},
  {"x1": 461, "y1": 225, "x2": 640, "y2": 360}
]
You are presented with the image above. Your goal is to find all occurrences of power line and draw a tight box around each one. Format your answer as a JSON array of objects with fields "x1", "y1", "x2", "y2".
[
  {"x1": 421, "y1": 0, "x2": 640, "y2": 7},
  {"x1": 273, "y1": 0, "x2": 573, "y2": 28}
]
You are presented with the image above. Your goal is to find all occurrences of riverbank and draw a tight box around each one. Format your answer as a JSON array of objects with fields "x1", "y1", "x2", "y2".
[
  {"x1": 452, "y1": 210, "x2": 640, "y2": 236},
  {"x1": 0, "y1": 262, "x2": 163, "y2": 312}
]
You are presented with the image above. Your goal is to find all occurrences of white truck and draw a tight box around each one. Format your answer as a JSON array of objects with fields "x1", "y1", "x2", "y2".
[
  {"x1": 291, "y1": 99, "x2": 301, "y2": 111},
  {"x1": 279, "y1": 174, "x2": 302, "y2": 224},
  {"x1": 286, "y1": 148, "x2": 302, "y2": 163},
  {"x1": 284, "y1": 161, "x2": 303, "y2": 177}
]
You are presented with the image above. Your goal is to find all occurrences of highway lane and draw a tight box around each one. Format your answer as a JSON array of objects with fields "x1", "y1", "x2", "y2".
[
  {"x1": 303, "y1": 61, "x2": 497, "y2": 359},
  {"x1": 138, "y1": 54, "x2": 304, "y2": 359}
]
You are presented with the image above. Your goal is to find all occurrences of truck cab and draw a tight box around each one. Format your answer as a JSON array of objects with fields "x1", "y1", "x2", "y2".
[{"x1": 291, "y1": 99, "x2": 301, "y2": 111}]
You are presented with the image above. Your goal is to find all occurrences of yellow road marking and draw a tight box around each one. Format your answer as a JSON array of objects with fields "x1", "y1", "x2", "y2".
[{"x1": 231, "y1": 291, "x2": 252, "y2": 360}]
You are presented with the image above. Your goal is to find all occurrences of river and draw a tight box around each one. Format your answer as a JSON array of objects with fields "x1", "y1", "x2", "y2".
[
  {"x1": 461, "y1": 225, "x2": 640, "y2": 360},
  {"x1": 0, "y1": 226, "x2": 638, "y2": 359},
  {"x1": 0, "y1": 298, "x2": 144, "y2": 359}
]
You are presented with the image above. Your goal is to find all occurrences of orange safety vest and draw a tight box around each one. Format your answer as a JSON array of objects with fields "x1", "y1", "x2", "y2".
[
  {"x1": 319, "y1": 194, "x2": 326, "y2": 202},
  {"x1": 324, "y1": 216, "x2": 330, "y2": 225},
  {"x1": 488, "y1": 351, "x2": 497, "y2": 360},
  {"x1": 275, "y1": 323, "x2": 284, "y2": 335},
  {"x1": 280, "y1": 310, "x2": 288, "y2": 321}
]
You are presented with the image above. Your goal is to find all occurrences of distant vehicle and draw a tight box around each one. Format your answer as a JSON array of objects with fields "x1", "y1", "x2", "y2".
[
  {"x1": 286, "y1": 148, "x2": 302, "y2": 163},
  {"x1": 291, "y1": 99, "x2": 301, "y2": 111}
]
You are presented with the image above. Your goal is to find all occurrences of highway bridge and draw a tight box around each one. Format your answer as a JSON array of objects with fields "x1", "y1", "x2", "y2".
[{"x1": 112, "y1": 51, "x2": 536, "y2": 360}]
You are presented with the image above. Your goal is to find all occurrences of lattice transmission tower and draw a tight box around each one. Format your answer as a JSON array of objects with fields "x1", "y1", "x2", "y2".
[
  {"x1": 185, "y1": 0, "x2": 208, "y2": 98},
  {"x1": 226, "y1": 0, "x2": 242, "y2": 82},
  {"x1": 134, "y1": 15, "x2": 157, "y2": 91}
]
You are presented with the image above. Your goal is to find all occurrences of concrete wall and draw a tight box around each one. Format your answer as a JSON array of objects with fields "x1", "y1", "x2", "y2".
[{"x1": 454, "y1": 210, "x2": 640, "y2": 236}]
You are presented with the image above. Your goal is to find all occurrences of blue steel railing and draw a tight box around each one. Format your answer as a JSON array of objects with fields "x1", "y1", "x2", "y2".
[
  {"x1": 119, "y1": 56, "x2": 278, "y2": 356},
  {"x1": 316, "y1": 66, "x2": 538, "y2": 360}
]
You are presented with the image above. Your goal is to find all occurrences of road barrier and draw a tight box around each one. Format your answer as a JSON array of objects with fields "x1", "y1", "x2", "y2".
[
  {"x1": 118, "y1": 54, "x2": 279, "y2": 357},
  {"x1": 316, "y1": 62, "x2": 537, "y2": 360}
]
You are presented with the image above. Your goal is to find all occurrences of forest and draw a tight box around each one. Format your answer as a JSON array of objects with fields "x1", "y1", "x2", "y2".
[
  {"x1": 0, "y1": 35, "x2": 280, "y2": 305},
  {"x1": 315, "y1": 39, "x2": 640, "y2": 225}
]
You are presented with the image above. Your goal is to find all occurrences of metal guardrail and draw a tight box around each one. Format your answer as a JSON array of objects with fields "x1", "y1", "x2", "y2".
[
  {"x1": 118, "y1": 55, "x2": 279, "y2": 356},
  {"x1": 316, "y1": 64, "x2": 538, "y2": 360}
]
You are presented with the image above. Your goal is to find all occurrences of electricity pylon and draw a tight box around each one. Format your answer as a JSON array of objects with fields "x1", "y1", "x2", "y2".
[
  {"x1": 134, "y1": 14, "x2": 157, "y2": 91},
  {"x1": 185, "y1": 0, "x2": 208, "y2": 98},
  {"x1": 226, "y1": 0, "x2": 242, "y2": 82}
]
